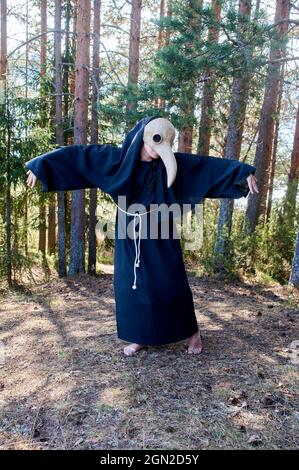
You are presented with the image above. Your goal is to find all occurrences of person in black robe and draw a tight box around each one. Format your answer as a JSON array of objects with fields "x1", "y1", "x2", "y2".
[{"x1": 25, "y1": 116, "x2": 259, "y2": 356}]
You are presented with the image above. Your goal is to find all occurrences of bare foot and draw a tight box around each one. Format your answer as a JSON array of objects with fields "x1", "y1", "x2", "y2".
[
  {"x1": 187, "y1": 331, "x2": 203, "y2": 354},
  {"x1": 123, "y1": 343, "x2": 144, "y2": 356}
]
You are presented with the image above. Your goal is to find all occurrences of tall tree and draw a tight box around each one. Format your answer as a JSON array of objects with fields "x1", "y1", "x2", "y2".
[
  {"x1": 47, "y1": 190, "x2": 56, "y2": 255},
  {"x1": 68, "y1": 0, "x2": 91, "y2": 275},
  {"x1": 158, "y1": 0, "x2": 172, "y2": 111},
  {"x1": 1, "y1": 0, "x2": 11, "y2": 286},
  {"x1": 245, "y1": 0, "x2": 291, "y2": 233},
  {"x1": 24, "y1": 0, "x2": 30, "y2": 257},
  {"x1": 63, "y1": 0, "x2": 74, "y2": 255},
  {"x1": 197, "y1": 0, "x2": 221, "y2": 155},
  {"x1": 178, "y1": 0, "x2": 203, "y2": 153},
  {"x1": 214, "y1": 0, "x2": 252, "y2": 268},
  {"x1": 38, "y1": 0, "x2": 47, "y2": 257},
  {"x1": 289, "y1": 225, "x2": 299, "y2": 287},
  {"x1": 126, "y1": 0, "x2": 142, "y2": 130},
  {"x1": 0, "y1": 0, "x2": 6, "y2": 80},
  {"x1": 283, "y1": 103, "x2": 299, "y2": 230},
  {"x1": 165, "y1": 0, "x2": 172, "y2": 47},
  {"x1": 154, "y1": 0, "x2": 165, "y2": 110},
  {"x1": 55, "y1": 0, "x2": 67, "y2": 276},
  {"x1": 272, "y1": 100, "x2": 299, "y2": 275},
  {"x1": 266, "y1": 62, "x2": 285, "y2": 221},
  {"x1": 88, "y1": 0, "x2": 101, "y2": 275}
]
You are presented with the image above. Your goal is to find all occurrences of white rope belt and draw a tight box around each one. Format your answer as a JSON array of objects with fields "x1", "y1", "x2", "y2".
[{"x1": 114, "y1": 203, "x2": 158, "y2": 290}]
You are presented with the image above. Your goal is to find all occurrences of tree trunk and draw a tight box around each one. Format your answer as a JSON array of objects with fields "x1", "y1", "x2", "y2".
[
  {"x1": 54, "y1": 0, "x2": 67, "y2": 276},
  {"x1": 63, "y1": 0, "x2": 72, "y2": 134},
  {"x1": 283, "y1": 103, "x2": 299, "y2": 228},
  {"x1": 154, "y1": 0, "x2": 165, "y2": 110},
  {"x1": 245, "y1": 0, "x2": 290, "y2": 233},
  {"x1": 178, "y1": 0, "x2": 203, "y2": 153},
  {"x1": 24, "y1": 0, "x2": 29, "y2": 257},
  {"x1": 126, "y1": 0, "x2": 142, "y2": 130},
  {"x1": 1, "y1": 0, "x2": 11, "y2": 286},
  {"x1": 63, "y1": 0, "x2": 73, "y2": 265},
  {"x1": 214, "y1": 0, "x2": 252, "y2": 270},
  {"x1": 289, "y1": 226, "x2": 299, "y2": 287},
  {"x1": 38, "y1": 0, "x2": 47, "y2": 258},
  {"x1": 266, "y1": 63, "x2": 285, "y2": 221},
  {"x1": 47, "y1": 195, "x2": 56, "y2": 254},
  {"x1": 0, "y1": 0, "x2": 7, "y2": 79},
  {"x1": 178, "y1": 103, "x2": 195, "y2": 153},
  {"x1": 24, "y1": 189, "x2": 28, "y2": 256},
  {"x1": 68, "y1": 0, "x2": 91, "y2": 275},
  {"x1": 47, "y1": 84, "x2": 56, "y2": 256},
  {"x1": 66, "y1": 0, "x2": 77, "y2": 145},
  {"x1": 88, "y1": 0, "x2": 101, "y2": 275},
  {"x1": 197, "y1": 0, "x2": 221, "y2": 155}
]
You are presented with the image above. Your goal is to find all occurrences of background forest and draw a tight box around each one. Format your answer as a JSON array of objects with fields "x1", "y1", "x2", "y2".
[{"x1": 1, "y1": 0, "x2": 299, "y2": 288}]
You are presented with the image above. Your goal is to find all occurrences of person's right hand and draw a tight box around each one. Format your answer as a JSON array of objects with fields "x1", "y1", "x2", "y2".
[{"x1": 26, "y1": 170, "x2": 37, "y2": 188}]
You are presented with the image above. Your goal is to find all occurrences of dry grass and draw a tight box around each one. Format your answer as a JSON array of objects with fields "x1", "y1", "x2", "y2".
[{"x1": 0, "y1": 271, "x2": 298, "y2": 450}]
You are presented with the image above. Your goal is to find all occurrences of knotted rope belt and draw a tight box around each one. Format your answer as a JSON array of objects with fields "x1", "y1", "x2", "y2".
[{"x1": 114, "y1": 203, "x2": 158, "y2": 290}]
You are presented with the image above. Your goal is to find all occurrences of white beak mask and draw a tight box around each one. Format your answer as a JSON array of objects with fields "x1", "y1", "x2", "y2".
[{"x1": 143, "y1": 117, "x2": 177, "y2": 188}]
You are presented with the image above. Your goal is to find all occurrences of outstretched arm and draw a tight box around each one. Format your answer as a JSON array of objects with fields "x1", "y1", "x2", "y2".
[
  {"x1": 25, "y1": 143, "x2": 121, "y2": 193},
  {"x1": 203, "y1": 155, "x2": 258, "y2": 198},
  {"x1": 173, "y1": 152, "x2": 258, "y2": 205}
]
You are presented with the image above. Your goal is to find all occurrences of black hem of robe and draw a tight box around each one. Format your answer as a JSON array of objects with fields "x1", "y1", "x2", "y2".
[{"x1": 117, "y1": 323, "x2": 199, "y2": 346}]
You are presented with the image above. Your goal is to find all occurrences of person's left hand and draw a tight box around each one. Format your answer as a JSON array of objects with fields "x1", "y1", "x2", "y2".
[
  {"x1": 26, "y1": 170, "x2": 37, "y2": 188},
  {"x1": 247, "y1": 173, "x2": 259, "y2": 194}
]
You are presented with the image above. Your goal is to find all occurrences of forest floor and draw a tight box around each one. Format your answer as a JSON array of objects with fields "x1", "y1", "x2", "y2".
[{"x1": 0, "y1": 268, "x2": 298, "y2": 450}]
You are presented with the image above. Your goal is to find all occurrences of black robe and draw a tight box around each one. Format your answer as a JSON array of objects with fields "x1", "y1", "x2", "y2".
[{"x1": 25, "y1": 117, "x2": 256, "y2": 345}]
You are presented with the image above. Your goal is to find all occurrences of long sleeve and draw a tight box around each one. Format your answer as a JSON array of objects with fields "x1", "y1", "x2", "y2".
[
  {"x1": 25, "y1": 143, "x2": 122, "y2": 194},
  {"x1": 173, "y1": 152, "x2": 256, "y2": 205}
]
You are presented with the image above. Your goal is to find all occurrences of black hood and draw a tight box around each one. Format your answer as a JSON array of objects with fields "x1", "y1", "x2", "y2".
[{"x1": 108, "y1": 115, "x2": 159, "y2": 203}]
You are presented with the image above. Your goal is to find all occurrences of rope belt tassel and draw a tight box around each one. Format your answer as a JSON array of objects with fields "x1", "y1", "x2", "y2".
[{"x1": 132, "y1": 212, "x2": 142, "y2": 289}]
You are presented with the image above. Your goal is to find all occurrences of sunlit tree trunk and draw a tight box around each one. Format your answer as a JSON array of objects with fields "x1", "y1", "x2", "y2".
[
  {"x1": 283, "y1": 103, "x2": 299, "y2": 229},
  {"x1": 214, "y1": 0, "x2": 252, "y2": 271},
  {"x1": 178, "y1": 0, "x2": 203, "y2": 153},
  {"x1": 88, "y1": 0, "x2": 101, "y2": 275},
  {"x1": 126, "y1": 0, "x2": 142, "y2": 130},
  {"x1": 290, "y1": 226, "x2": 299, "y2": 287},
  {"x1": 266, "y1": 63, "x2": 285, "y2": 221},
  {"x1": 197, "y1": 0, "x2": 221, "y2": 155},
  {"x1": 54, "y1": 0, "x2": 67, "y2": 276},
  {"x1": 1, "y1": 0, "x2": 11, "y2": 286},
  {"x1": 69, "y1": 0, "x2": 91, "y2": 275},
  {"x1": 47, "y1": 80, "x2": 56, "y2": 256},
  {"x1": 154, "y1": 0, "x2": 165, "y2": 110},
  {"x1": 245, "y1": 0, "x2": 291, "y2": 233},
  {"x1": 24, "y1": 0, "x2": 30, "y2": 257},
  {"x1": 63, "y1": 0, "x2": 74, "y2": 256},
  {"x1": 38, "y1": 0, "x2": 47, "y2": 257}
]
